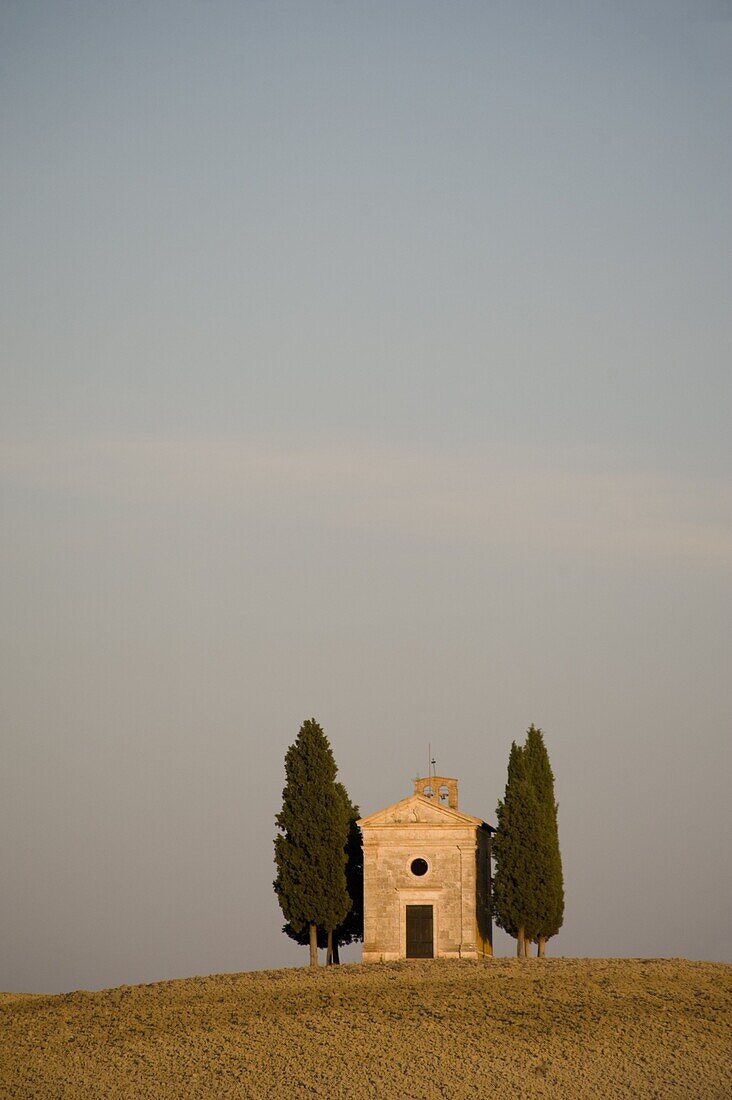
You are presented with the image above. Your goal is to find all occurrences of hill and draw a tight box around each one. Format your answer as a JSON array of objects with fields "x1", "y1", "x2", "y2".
[{"x1": 2, "y1": 958, "x2": 730, "y2": 1098}]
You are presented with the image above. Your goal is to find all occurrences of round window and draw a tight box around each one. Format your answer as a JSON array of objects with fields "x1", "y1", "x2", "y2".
[{"x1": 410, "y1": 858, "x2": 429, "y2": 877}]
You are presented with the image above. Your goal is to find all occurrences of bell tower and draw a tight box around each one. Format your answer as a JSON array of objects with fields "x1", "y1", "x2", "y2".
[{"x1": 413, "y1": 775, "x2": 459, "y2": 810}]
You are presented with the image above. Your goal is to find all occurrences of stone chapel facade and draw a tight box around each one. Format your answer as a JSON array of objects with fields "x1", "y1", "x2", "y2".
[{"x1": 358, "y1": 777, "x2": 493, "y2": 962}]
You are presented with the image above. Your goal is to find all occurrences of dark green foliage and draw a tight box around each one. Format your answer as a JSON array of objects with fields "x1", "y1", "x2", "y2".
[
  {"x1": 334, "y1": 783, "x2": 364, "y2": 947},
  {"x1": 283, "y1": 783, "x2": 363, "y2": 953},
  {"x1": 492, "y1": 726, "x2": 564, "y2": 952},
  {"x1": 492, "y1": 741, "x2": 543, "y2": 941},
  {"x1": 273, "y1": 719, "x2": 351, "y2": 941},
  {"x1": 523, "y1": 725, "x2": 564, "y2": 943}
]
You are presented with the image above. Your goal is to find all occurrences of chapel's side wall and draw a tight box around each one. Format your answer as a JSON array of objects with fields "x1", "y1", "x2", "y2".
[
  {"x1": 361, "y1": 824, "x2": 482, "y2": 962},
  {"x1": 475, "y1": 825, "x2": 493, "y2": 957}
]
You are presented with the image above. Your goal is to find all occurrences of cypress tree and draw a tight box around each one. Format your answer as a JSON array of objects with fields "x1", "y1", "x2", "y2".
[
  {"x1": 282, "y1": 782, "x2": 363, "y2": 964},
  {"x1": 523, "y1": 725, "x2": 564, "y2": 956},
  {"x1": 337, "y1": 787, "x2": 364, "y2": 956},
  {"x1": 273, "y1": 719, "x2": 351, "y2": 967},
  {"x1": 492, "y1": 741, "x2": 543, "y2": 957}
]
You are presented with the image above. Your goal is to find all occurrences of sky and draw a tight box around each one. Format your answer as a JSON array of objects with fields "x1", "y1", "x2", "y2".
[{"x1": 1, "y1": 0, "x2": 730, "y2": 993}]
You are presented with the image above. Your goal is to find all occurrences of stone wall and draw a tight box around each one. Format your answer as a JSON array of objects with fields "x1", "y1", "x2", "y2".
[{"x1": 362, "y1": 822, "x2": 491, "y2": 962}]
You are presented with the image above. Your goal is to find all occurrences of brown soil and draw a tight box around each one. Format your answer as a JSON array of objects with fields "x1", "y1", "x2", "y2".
[{"x1": 2, "y1": 958, "x2": 730, "y2": 1098}]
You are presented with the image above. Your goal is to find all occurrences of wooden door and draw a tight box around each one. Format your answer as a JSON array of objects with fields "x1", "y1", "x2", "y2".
[{"x1": 406, "y1": 904, "x2": 433, "y2": 958}]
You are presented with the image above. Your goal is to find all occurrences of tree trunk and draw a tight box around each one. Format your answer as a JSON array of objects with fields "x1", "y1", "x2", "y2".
[
  {"x1": 332, "y1": 940, "x2": 340, "y2": 965},
  {"x1": 537, "y1": 936, "x2": 546, "y2": 958},
  {"x1": 517, "y1": 927, "x2": 525, "y2": 958},
  {"x1": 326, "y1": 930, "x2": 333, "y2": 966},
  {"x1": 309, "y1": 923, "x2": 318, "y2": 968}
]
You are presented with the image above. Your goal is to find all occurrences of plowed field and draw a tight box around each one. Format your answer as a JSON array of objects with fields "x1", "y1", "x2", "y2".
[{"x1": 2, "y1": 958, "x2": 730, "y2": 1098}]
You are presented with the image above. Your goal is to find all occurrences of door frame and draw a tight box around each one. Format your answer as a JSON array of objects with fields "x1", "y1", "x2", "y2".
[
  {"x1": 405, "y1": 903, "x2": 434, "y2": 958},
  {"x1": 400, "y1": 890, "x2": 441, "y2": 959}
]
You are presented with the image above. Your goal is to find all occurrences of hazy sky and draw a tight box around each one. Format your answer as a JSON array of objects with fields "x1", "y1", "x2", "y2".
[{"x1": 2, "y1": 1, "x2": 730, "y2": 993}]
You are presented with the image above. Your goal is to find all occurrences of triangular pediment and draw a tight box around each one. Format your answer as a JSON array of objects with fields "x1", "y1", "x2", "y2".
[{"x1": 358, "y1": 794, "x2": 484, "y2": 828}]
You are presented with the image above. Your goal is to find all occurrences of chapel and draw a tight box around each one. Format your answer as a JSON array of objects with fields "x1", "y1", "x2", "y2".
[{"x1": 357, "y1": 776, "x2": 493, "y2": 962}]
